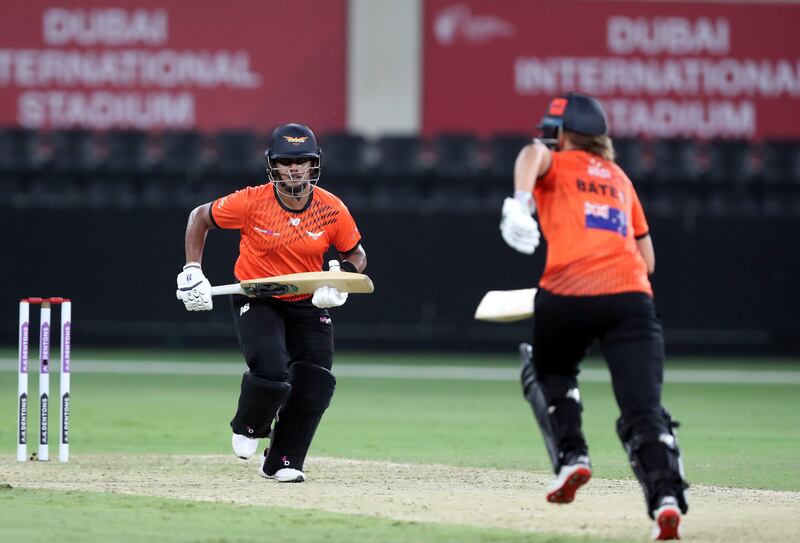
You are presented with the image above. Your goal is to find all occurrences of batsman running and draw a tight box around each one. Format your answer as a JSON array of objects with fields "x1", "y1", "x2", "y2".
[
  {"x1": 176, "y1": 123, "x2": 366, "y2": 483},
  {"x1": 500, "y1": 93, "x2": 689, "y2": 540}
]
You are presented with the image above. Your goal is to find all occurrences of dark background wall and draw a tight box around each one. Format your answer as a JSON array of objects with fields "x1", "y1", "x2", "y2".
[{"x1": 2, "y1": 205, "x2": 797, "y2": 355}]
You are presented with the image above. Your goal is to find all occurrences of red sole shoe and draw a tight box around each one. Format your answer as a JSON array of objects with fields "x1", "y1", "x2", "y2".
[{"x1": 546, "y1": 465, "x2": 592, "y2": 504}]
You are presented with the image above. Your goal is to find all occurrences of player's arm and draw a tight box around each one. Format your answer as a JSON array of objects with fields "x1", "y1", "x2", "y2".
[
  {"x1": 339, "y1": 243, "x2": 366, "y2": 273},
  {"x1": 513, "y1": 139, "x2": 552, "y2": 197},
  {"x1": 177, "y1": 202, "x2": 215, "y2": 311},
  {"x1": 501, "y1": 140, "x2": 551, "y2": 255},
  {"x1": 636, "y1": 234, "x2": 656, "y2": 274},
  {"x1": 184, "y1": 202, "x2": 215, "y2": 264}
]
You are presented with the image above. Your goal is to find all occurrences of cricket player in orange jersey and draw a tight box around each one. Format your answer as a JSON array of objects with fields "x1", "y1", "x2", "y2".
[
  {"x1": 500, "y1": 93, "x2": 688, "y2": 540},
  {"x1": 176, "y1": 123, "x2": 366, "y2": 483}
]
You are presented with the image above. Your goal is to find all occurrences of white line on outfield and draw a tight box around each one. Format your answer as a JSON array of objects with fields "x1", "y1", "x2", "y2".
[{"x1": 0, "y1": 358, "x2": 799, "y2": 384}]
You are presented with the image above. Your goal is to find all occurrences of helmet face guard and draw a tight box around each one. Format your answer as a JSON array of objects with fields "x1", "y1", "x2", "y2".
[
  {"x1": 267, "y1": 155, "x2": 321, "y2": 198},
  {"x1": 265, "y1": 123, "x2": 322, "y2": 198},
  {"x1": 537, "y1": 117, "x2": 563, "y2": 148}
]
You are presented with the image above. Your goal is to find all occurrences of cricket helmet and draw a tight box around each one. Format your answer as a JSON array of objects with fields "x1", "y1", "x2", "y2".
[
  {"x1": 538, "y1": 92, "x2": 609, "y2": 145},
  {"x1": 265, "y1": 123, "x2": 322, "y2": 193}
]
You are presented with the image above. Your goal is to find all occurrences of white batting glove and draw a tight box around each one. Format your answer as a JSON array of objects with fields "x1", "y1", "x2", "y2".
[
  {"x1": 500, "y1": 195, "x2": 541, "y2": 255},
  {"x1": 312, "y1": 260, "x2": 348, "y2": 308},
  {"x1": 176, "y1": 263, "x2": 213, "y2": 311}
]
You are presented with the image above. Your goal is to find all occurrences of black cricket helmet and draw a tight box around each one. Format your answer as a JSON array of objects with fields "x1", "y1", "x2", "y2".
[
  {"x1": 265, "y1": 123, "x2": 322, "y2": 194},
  {"x1": 538, "y1": 92, "x2": 609, "y2": 146}
]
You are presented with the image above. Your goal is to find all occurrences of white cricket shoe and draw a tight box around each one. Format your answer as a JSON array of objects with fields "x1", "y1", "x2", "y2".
[
  {"x1": 651, "y1": 496, "x2": 682, "y2": 540},
  {"x1": 546, "y1": 456, "x2": 592, "y2": 504},
  {"x1": 258, "y1": 461, "x2": 305, "y2": 483},
  {"x1": 231, "y1": 433, "x2": 259, "y2": 460}
]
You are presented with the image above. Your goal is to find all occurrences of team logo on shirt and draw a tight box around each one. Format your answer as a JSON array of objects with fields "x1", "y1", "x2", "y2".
[
  {"x1": 283, "y1": 136, "x2": 308, "y2": 144},
  {"x1": 289, "y1": 218, "x2": 301, "y2": 226},
  {"x1": 587, "y1": 158, "x2": 612, "y2": 179},
  {"x1": 306, "y1": 231, "x2": 324, "y2": 240}
]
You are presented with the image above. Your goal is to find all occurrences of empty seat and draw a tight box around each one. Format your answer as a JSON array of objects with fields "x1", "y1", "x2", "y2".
[
  {"x1": 374, "y1": 135, "x2": 427, "y2": 177},
  {"x1": 706, "y1": 139, "x2": 755, "y2": 184},
  {"x1": 650, "y1": 138, "x2": 702, "y2": 183},
  {"x1": 210, "y1": 130, "x2": 262, "y2": 177},
  {"x1": 486, "y1": 134, "x2": 530, "y2": 181},
  {"x1": 430, "y1": 133, "x2": 484, "y2": 178},
  {"x1": 0, "y1": 128, "x2": 45, "y2": 173},
  {"x1": 154, "y1": 130, "x2": 205, "y2": 175},
  {"x1": 103, "y1": 130, "x2": 151, "y2": 173},
  {"x1": 760, "y1": 140, "x2": 800, "y2": 183},
  {"x1": 613, "y1": 137, "x2": 650, "y2": 182},
  {"x1": 318, "y1": 132, "x2": 369, "y2": 177},
  {"x1": 50, "y1": 129, "x2": 99, "y2": 173}
]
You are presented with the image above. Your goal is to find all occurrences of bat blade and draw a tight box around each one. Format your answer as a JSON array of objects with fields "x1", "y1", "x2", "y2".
[
  {"x1": 238, "y1": 271, "x2": 374, "y2": 297},
  {"x1": 474, "y1": 288, "x2": 537, "y2": 322}
]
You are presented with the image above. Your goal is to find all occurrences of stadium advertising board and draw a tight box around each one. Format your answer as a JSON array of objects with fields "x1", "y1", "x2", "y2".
[
  {"x1": 424, "y1": 1, "x2": 800, "y2": 138},
  {"x1": 0, "y1": 1, "x2": 347, "y2": 131}
]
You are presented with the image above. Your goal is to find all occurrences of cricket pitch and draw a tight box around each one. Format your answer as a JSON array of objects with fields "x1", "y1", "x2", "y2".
[{"x1": 2, "y1": 455, "x2": 798, "y2": 542}]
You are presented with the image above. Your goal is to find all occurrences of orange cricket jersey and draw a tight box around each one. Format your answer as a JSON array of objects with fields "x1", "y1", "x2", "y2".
[
  {"x1": 534, "y1": 150, "x2": 652, "y2": 297},
  {"x1": 210, "y1": 183, "x2": 361, "y2": 299}
]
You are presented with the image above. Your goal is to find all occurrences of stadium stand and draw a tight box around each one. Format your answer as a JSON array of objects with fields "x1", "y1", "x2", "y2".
[{"x1": 0, "y1": 127, "x2": 797, "y2": 216}]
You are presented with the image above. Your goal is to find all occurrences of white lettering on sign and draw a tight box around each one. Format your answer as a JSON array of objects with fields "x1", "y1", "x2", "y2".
[
  {"x1": 43, "y1": 8, "x2": 168, "y2": 46},
  {"x1": 607, "y1": 16, "x2": 729, "y2": 56},
  {"x1": 514, "y1": 57, "x2": 800, "y2": 98},
  {"x1": 0, "y1": 49, "x2": 261, "y2": 88},
  {"x1": 605, "y1": 99, "x2": 755, "y2": 138},
  {"x1": 18, "y1": 91, "x2": 195, "y2": 129}
]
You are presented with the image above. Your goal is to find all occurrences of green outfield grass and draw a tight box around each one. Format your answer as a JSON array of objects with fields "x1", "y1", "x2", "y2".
[
  {"x1": 2, "y1": 488, "x2": 603, "y2": 543},
  {"x1": 1, "y1": 350, "x2": 798, "y2": 542}
]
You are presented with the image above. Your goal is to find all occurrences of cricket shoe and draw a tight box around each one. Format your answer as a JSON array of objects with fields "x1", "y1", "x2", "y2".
[
  {"x1": 258, "y1": 462, "x2": 305, "y2": 482},
  {"x1": 257, "y1": 450, "x2": 305, "y2": 483},
  {"x1": 231, "y1": 433, "x2": 259, "y2": 460},
  {"x1": 651, "y1": 496, "x2": 682, "y2": 540},
  {"x1": 546, "y1": 455, "x2": 592, "y2": 504}
]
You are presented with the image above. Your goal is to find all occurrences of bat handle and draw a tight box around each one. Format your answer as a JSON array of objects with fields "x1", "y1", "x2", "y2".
[
  {"x1": 328, "y1": 260, "x2": 341, "y2": 272},
  {"x1": 210, "y1": 284, "x2": 245, "y2": 296}
]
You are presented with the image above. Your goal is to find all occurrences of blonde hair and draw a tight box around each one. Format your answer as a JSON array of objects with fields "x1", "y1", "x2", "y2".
[{"x1": 565, "y1": 131, "x2": 615, "y2": 162}]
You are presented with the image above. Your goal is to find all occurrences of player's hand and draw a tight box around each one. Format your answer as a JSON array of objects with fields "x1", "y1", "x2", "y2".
[
  {"x1": 500, "y1": 196, "x2": 541, "y2": 255},
  {"x1": 312, "y1": 260, "x2": 348, "y2": 308},
  {"x1": 176, "y1": 263, "x2": 213, "y2": 311}
]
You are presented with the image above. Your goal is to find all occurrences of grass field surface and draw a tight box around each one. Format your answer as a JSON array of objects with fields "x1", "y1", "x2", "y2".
[{"x1": 1, "y1": 349, "x2": 799, "y2": 542}]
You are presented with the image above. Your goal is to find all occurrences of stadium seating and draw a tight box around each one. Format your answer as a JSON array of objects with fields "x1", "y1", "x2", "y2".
[{"x1": 0, "y1": 127, "x2": 797, "y2": 215}]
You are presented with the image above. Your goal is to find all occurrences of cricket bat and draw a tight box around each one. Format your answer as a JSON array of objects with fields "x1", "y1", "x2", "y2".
[
  {"x1": 474, "y1": 288, "x2": 537, "y2": 322},
  {"x1": 178, "y1": 271, "x2": 375, "y2": 299}
]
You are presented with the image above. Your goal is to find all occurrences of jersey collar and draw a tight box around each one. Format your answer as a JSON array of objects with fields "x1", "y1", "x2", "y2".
[{"x1": 272, "y1": 183, "x2": 314, "y2": 214}]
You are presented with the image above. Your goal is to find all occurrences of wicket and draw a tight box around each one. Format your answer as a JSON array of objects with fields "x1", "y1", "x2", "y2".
[{"x1": 17, "y1": 297, "x2": 71, "y2": 463}]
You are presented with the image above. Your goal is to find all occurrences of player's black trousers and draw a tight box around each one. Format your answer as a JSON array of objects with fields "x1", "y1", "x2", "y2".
[
  {"x1": 230, "y1": 295, "x2": 333, "y2": 380},
  {"x1": 532, "y1": 289, "x2": 666, "y2": 440},
  {"x1": 228, "y1": 295, "x2": 336, "y2": 473}
]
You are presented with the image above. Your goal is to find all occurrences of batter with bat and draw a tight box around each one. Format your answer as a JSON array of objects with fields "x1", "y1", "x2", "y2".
[
  {"x1": 500, "y1": 93, "x2": 688, "y2": 540},
  {"x1": 176, "y1": 123, "x2": 367, "y2": 483}
]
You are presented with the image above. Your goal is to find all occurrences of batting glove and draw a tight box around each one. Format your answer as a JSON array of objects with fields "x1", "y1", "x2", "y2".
[
  {"x1": 176, "y1": 263, "x2": 213, "y2": 311},
  {"x1": 312, "y1": 260, "x2": 348, "y2": 308},
  {"x1": 500, "y1": 195, "x2": 541, "y2": 255}
]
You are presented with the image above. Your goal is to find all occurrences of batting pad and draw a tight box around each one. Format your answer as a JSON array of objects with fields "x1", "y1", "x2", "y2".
[{"x1": 474, "y1": 288, "x2": 537, "y2": 322}]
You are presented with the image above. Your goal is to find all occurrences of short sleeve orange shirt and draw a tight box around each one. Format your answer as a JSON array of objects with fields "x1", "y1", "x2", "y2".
[
  {"x1": 211, "y1": 183, "x2": 361, "y2": 299},
  {"x1": 534, "y1": 150, "x2": 652, "y2": 296}
]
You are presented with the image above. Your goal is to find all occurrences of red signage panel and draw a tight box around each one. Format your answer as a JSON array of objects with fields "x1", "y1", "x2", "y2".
[
  {"x1": 424, "y1": 1, "x2": 800, "y2": 139},
  {"x1": 0, "y1": 1, "x2": 347, "y2": 131}
]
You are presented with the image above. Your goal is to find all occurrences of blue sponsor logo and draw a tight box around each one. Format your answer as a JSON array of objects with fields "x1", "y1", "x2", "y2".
[{"x1": 584, "y1": 202, "x2": 627, "y2": 236}]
